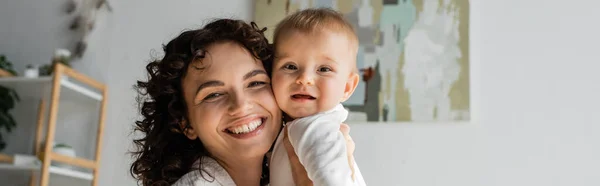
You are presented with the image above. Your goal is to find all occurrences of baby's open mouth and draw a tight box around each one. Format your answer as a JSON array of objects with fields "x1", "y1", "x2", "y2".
[{"x1": 291, "y1": 94, "x2": 316, "y2": 100}]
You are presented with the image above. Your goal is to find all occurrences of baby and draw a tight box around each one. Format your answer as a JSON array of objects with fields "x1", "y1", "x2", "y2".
[{"x1": 269, "y1": 8, "x2": 366, "y2": 186}]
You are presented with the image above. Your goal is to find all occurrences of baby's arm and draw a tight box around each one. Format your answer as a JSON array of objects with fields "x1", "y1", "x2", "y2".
[{"x1": 287, "y1": 116, "x2": 354, "y2": 186}]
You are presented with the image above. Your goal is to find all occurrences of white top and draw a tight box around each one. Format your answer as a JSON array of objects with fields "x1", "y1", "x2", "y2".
[
  {"x1": 270, "y1": 104, "x2": 367, "y2": 186},
  {"x1": 172, "y1": 157, "x2": 235, "y2": 186}
]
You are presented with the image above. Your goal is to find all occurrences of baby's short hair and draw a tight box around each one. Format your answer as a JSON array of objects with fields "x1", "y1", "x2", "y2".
[
  {"x1": 273, "y1": 8, "x2": 359, "y2": 73},
  {"x1": 273, "y1": 8, "x2": 358, "y2": 47}
]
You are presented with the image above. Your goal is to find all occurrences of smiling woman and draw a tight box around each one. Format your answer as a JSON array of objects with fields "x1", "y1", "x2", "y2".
[
  {"x1": 180, "y1": 40, "x2": 282, "y2": 154},
  {"x1": 130, "y1": 19, "x2": 280, "y2": 186}
]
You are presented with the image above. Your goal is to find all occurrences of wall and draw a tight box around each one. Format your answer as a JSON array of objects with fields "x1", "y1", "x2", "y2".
[
  {"x1": 0, "y1": 0, "x2": 113, "y2": 185},
  {"x1": 351, "y1": 0, "x2": 600, "y2": 185},
  {"x1": 0, "y1": 0, "x2": 112, "y2": 82}
]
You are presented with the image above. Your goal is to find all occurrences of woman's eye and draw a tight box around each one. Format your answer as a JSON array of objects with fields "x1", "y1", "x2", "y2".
[
  {"x1": 203, "y1": 93, "x2": 224, "y2": 101},
  {"x1": 249, "y1": 81, "x2": 267, "y2": 87},
  {"x1": 318, "y1": 67, "x2": 332, "y2": 72},
  {"x1": 283, "y1": 64, "x2": 298, "y2": 70}
]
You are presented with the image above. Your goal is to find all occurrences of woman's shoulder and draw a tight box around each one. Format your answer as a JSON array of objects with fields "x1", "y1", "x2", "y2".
[{"x1": 172, "y1": 157, "x2": 235, "y2": 186}]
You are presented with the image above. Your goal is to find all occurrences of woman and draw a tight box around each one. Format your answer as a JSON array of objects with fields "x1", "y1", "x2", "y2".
[{"x1": 130, "y1": 19, "x2": 355, "y2": 186}]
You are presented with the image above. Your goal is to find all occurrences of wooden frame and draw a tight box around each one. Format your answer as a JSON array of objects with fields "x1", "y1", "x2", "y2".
[
  {"x1": 0, "y1": 69, "x2": 12, "y2": 77},
  {"x1": 0, "y1": 64, "x2": 106, "y2": 186},
  {"x1": 40, "y1": 63, "x2": 106, "y2": 186},
  {"x1": 0, "y1": 153, "x2": 13, "y2": 162}
]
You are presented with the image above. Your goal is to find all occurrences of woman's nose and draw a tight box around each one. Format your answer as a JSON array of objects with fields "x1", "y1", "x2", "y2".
[{"x1": 228, "y1": 93, "x2": 253, "y2": 116}]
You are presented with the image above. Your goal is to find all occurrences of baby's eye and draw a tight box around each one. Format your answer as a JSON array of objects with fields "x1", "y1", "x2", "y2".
[
  {"x1": 318, "y1": 67, "x2": 332, "y2": 72},
  {"x1": 283, "y1": 64, "x2": 298, "y2": 70}
]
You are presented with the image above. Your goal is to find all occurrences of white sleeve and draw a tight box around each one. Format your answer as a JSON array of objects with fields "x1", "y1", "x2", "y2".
[
  {"x1": 286, "y1": 113, "x2": 354, "y2": 186},
  {"x1": 353, "y1": 161, "x2": 367, "y2": 186}
]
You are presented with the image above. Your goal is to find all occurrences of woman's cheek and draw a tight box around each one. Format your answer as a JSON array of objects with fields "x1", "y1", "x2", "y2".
[{"x1": 256, "y1": 87, "x2": 278, "y2": 108}]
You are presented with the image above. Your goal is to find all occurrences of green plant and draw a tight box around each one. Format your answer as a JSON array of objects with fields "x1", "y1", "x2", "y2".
[
  {"x1": 40, "y1": 49, "x2": 72, "y2": 76},
  {"x1": 54, "y1": 143, "x2": 73, "y2": 149},
  {"x1": 39, "y1": 64, "x2": 53, "y2": 76},
  {"x1": 0, "y1": 85, "x2": 19, "y2": 151},
  {"x1": 0, "y1": 55, "x2": 18, "y2": 75}
]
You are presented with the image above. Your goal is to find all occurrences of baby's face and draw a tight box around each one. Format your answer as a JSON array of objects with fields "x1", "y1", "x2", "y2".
[{"x1": 272, "y1": 30, "x2": 358, "y2": 119}]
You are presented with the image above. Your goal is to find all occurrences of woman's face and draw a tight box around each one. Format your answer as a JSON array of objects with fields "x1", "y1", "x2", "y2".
[{"x1": 181, "y1": 41, "x2": 282, "y2": 161}]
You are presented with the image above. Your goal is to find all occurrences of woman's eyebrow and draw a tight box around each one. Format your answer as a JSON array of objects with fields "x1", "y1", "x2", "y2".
[
  {"x1": 196, "y1": 80, "x2": 224, "y2": 94},
  {"x1": 243, "y1": 69, "x2": 267, "y2": 80}
]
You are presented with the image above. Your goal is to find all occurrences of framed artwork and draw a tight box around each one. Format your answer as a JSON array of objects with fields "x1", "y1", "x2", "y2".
[{"x1": 254, "y1": 0, "x2": 470, "y2": 123}]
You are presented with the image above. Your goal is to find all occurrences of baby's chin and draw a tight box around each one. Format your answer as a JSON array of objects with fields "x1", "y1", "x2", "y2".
[
  {"x1": 283, "y1": 106, "x2": 336, "y2": 119},
  {"x1": 283, "y1": 108, "x2": 317, "y2": 119},
  {"x1": 290, "y1": 112, "x2": 313, "y2": 119}
]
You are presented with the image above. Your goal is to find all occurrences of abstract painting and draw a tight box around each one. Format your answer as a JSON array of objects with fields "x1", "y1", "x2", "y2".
[{"x1": 254, "y1": 0, "x2": 470, "y2": 122}]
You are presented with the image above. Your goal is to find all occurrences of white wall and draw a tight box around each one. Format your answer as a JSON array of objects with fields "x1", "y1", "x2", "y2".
[{"x1": 351, "y1": 0, "x2": 600, "y2": 185}]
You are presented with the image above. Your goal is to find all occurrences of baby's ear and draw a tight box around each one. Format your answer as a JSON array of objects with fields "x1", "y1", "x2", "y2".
[{"x1": 341, "y1": 72, "x2": 360, "y2": 102}]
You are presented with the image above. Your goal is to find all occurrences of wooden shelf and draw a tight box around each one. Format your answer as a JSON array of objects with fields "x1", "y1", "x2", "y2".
[
  {"x1": 0, "y1": 153, "x2": 94, "y2": 184},
  {"x1": 0, "y1": 76, "x2": 102, "y2": 102},
  {"x1": 50, "y1": 152, "x2": 97, "y2": 169},
  {"x1": 0, "y1": 163, "x2": 93, "y2": 181},
  {"x1": 0, "y1": 153, "x2": 13, "y2": 162},
  {"x1": 0, "y1": 69, "x2": 13, "y2": 77},
  {"x1": 0, "y1": 64, "x2": 106, "y2": 186}
]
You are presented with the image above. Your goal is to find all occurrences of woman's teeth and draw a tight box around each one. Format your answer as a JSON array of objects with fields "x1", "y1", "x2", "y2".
[{"x1": 227, "y1": 119, "x2": 263, "y2": 134}]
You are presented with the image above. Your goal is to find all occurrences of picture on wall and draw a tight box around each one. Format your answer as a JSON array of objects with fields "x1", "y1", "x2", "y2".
[{"x1": 254, "y1": 0, "x2": 470, "y2": 123}]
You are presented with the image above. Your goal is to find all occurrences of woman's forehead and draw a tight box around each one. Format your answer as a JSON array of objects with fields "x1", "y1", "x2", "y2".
[
  {"x1": 189, "y1": 57, "x2": 263, "y2": 77},
  {"x1": 191, "y1": 43, "x2": 258, "y2": 67},
  {"x1": 186, "y1": 46, "x2": 265, "y2": 82}
]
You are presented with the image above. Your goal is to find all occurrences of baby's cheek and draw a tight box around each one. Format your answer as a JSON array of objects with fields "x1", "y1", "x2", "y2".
[{"x1": 331, "y1": 77, "x2": 347, "y2": 88}]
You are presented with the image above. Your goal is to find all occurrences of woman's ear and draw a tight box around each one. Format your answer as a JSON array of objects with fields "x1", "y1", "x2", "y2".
[
  {"x1": 181, "y1": 120, "x2": 198, "y2": 140},
  {"x1": 341, "y1": 73, "x2": 360, "y2": 102}
]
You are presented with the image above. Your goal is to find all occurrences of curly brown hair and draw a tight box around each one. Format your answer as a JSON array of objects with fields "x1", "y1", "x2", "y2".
[{"x1": 131, "y1": 19, "x2": 273, "y2": 186}]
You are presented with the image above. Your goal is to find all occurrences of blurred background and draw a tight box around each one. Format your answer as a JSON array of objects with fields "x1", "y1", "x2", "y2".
[{"x1": 0, "y1": 0, "x2": 599, "y2": 185}]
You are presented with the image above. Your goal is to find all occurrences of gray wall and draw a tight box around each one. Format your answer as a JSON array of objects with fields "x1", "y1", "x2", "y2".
[{"x1": 0, "y1": 0, "x2": 112, "y2": 185}]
